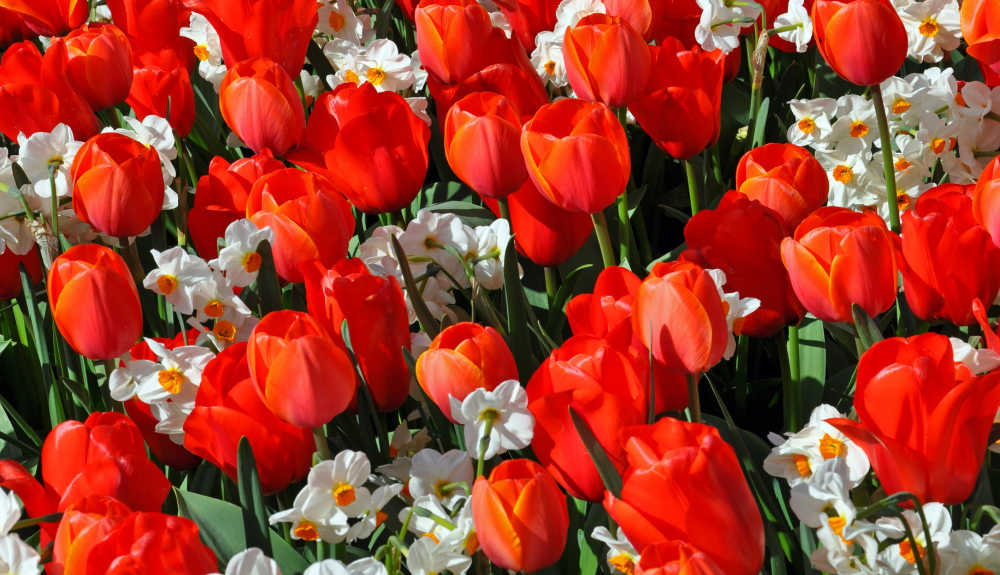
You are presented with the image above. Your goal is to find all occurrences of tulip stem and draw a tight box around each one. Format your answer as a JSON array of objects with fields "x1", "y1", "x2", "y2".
[
  {"x1": 784, "y1": 324, "x2": 802, "y2": 432},
  {"x1": 544, "y1": 267, "x2": 558, "y2": 304},
  {"x1": 683, "y1": 159, "x2": 700, "y2": 215},
  {"x1": 871, "y1": 84, "x2": 902, "y2": 233},
  {"x1": 118, "y1": 237, "x2": 145, "y2": 287},
  {"x1": 590, "y1": 212, "x2": 616, "y2": 269},
  {"x1": 497, "y1": 198, "x2": 511, "y2": 222},
  {"x1": 313, "y1": 426, "x2": 331, "y2": 461},
  {"x1": 686, "y1": 372, "x2": 701, "y2": 423}
]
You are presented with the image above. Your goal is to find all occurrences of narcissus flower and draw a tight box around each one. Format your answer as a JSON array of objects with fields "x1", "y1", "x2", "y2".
[
  {"x1": 63, "y1": 24, "x2": 133, "y2": 111},
  {"x1": 811, "y1": 0, "x2": 907, "y2": 85},
  {"x1": 444, "y1": 91, "x2": 528, "y2": 200},
  {"x1": 219, "y1": 58, "x2": 305, "y2": 156},
  {"x1": 563, "y1": 13, "x2": 651, "y2": 108}
]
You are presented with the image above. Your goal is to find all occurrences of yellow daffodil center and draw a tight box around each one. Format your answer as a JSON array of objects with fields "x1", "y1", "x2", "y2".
[
  {"x1": 544, "y1": 60, "x2": 556, "y2": 75},
  {"x1": 464, "y1": 531, "x2": 479, "y2": 555},
  {"x1": 479, "y1": 408, "x2": 501, "y2": 423},
  {"x1": 969, "y1": 566, "x2": 994, "y2": 575},
  {"x1": 194, "y1": 44, "x2": 210, "y2": 61},
  {"x1": 892, "y1": 97, "x2": 911, "y2": 114},
  {"x1": 897, "y1": 191, "x2": 913, "y2": 211},
  {"x1": 609, "y1": 553, "x2": 635, "y2": 574},
  {"x1": 894, "y1": 158, "x2": 913, "y2": 172},
  {"x1": 833, "y1": 165, "x2": 853, "y2": 184},
  {"x1": 212, "y1": 320, "x2": 237, "y2": 341},
  {"x1": 333, "y1": 482, "x2": 356, "y2": 506},
  {"x1": 793, "y1": 454, "x2": 812, "y2": 477},
  {"x1": 241, "y1": 251, "x2": 262, "y2": 273},
  {"x1": 367, "y1": 67, "x2": 386, "y2": 86},
  {"x1": 423, "y1": 531, "x2": 440, "y2": 544},
  {"x1": 850, "y1": 121, "x2": 869, "y2": 138},
  {"x1": 797, "y1": 117, "x2": 816, "y2": 134},
  {"x1": 344, "y1": 69, "x2": 360, "y2": 85},
  {"x1": 919, "y1": 16, "x2": 939, "y2": 37},
  {"x1": 294, "y1": 519, "x2": 320, "y2": 541},
  {"x1": 899, "y1": 539, "x2": 926, "y2": 563},
  {"x1": 931, "y1": 137, "x2": 947, "y2": 154},
  {"x1": 157, "y1": 274, "x2": 178, "y2": 294},
  {"x1": 819, "y1": 433, "x2": 848, "y2": 459},
  {"x1": 157, "y1": 368, "x2": 184, "y2": 394},
  {"x1": 328, "y1": 10, "x2": 346, "y2": 31},
  {"x1": 204, "y1": 299, "x2": 225, "y2": 318},
  {"x1": 375, "y1": 511, "x2": 388, "y2": 527}
]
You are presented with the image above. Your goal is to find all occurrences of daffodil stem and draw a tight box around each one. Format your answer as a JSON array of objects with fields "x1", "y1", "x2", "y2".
[
  {"x1": 47, "y1": 166, "x2": 59, "y2": 258},
  {"x1": 683, "y1": 159, "x2": 700, "y2": 215},
  {"x1": 476, "y1": 417, "x2": 495, "y2": 478},
  {"x1": 313, "y1": 426, "x2": 331, "y2": 461},
  {"x1": 590, "y1": 212, "x2": 616, "y2": 269},
  {"x1": 686, "y1": 372, "x2": 701, "y2": 423},
  {"x1": 784, "y1": 324, "x2": 801, "y2": 432},
  {"x1": 871, "y1": 83, "x2": 901, "y2": 233}
]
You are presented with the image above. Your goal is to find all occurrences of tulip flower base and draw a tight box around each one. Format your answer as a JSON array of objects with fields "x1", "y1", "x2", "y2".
[{"x1": 3, "y1": 1, "x2": 1000, "y2": 574}]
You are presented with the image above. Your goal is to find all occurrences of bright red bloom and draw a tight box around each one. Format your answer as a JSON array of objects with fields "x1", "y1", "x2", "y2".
[
  {"x1": 735, "y1": 143, "x2": 829, "y2": 231},
  {"x1": 900, "y1": 184, "x2": 1000, "y2": 325},
  {"x1": 248, "y1": 310, "x2": 357, "y2": 428},
  {"x1": 636, "y1": 541, "x2": 728, "y2": 575},
  {"x1": 415, "y1": 322, "x2": 519, "y2": 422},
  {"x1": 187, "y1": 151, "x2": 285, "y2": 259},
  {"x1": 811, "y1": 0, "x2": 907, "y2": 86},
  {"x1": 444, "y1": 91, "x2": 528, "y2": 200},
  {"x1": 246, "y1": 168, "x2": 355, "y2": 283},
  {"x1": 71, "y1": 132, "x2": 165, "y2": 238},
  {"x1": 289, "y1": 83, "x2": 430, "y2": 213},
  {"x1": 604, "y1": 418, "x2": 764, "y2": 575},
  {"x1": 127, "y1": 62, "x2": 195, "y2": 137},
  {"x1": 303, "y1": 258, "x2": 412, "y2": 412},
  {"x1": 0, "y1": 245, "x2": 42, "y2": 300},
  {"x1": 48, "y1": 245, "x2": 142, "y2": 360},
  {"x1": 219, "y1": 57, "x2": 305, "y2": 156},
  {"x1": 84, "y1": 511, "x2": 217, "y2": 574},
  {"x1": 491, "y1": 0, "x2": 559, "y2": 51},
  {"x1": 51, "y1": 495, "x2": 133, "y2": 575},
  {"x1": 521, "y1": 98, "x2": 629, "y2": 214},
  {"x1": 962, "y1": 0, "x2": 1000, "y2": 77},
  {"x1": 780, "y1": 206, "x2": 899, "y2": 323},
  {"x1": 973, "y1": 155, "x2": 1000, "y2": 247},
  {"x1": 63, "y1": 24, "x2": 134, "y2": 111},
  {"x1": 107, "y1": 0, "x2": 194, "y2": 69},
  {"x1": 681, "y1": 191, "x2": 805, "y2": 337},
  {"x1": 0, "y1": 0, "x2": 86, "y2": 36},
  {"x1": 184, "y1": 342, "x2": 315, "y2": 494},
  {"x1": 427, "y1": 62, "x2": 548, "y2": 126},
  {"x1": 184, "y1": 0, "x2": 317, "y2": 77},
  {"x1": 471, "y1": 459, "x2": 568, "y2": 572},
  {"x1": 628, "y1": 38, "x2": 724, "y2": 160},
  {"x1": 828, "y1": 333, "x2": 1000, "y2": 504},
  {"x1": 563, "y1": 14, "x2": 651, "y2": 108},
  {"x1": 0, "y1": 7, "x2": 32, "y2": 49}
]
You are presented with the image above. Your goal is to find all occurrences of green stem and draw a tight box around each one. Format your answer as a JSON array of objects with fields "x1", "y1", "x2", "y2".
[
  {"x1": 871, "y1": 83, "x2": 901, "y2": 233},
  {"x1": 313, "y1": 426, "x2": 331, "y2": 461},
  {"x1": 686, "y1": 372, "x2": 701, "y2": 423},
  {"x1": 497, "y1": 198, "x2": 511, "y2": 222},
  {"x1": 590, "y1": 212, "x2": 616, "y2": 269},
  {"x1": 544, "y1": 267, "x2": 558, "y2": 304},
  {"x1": 47, "y1": 165, "x2": 60, "y2": 258},
  {"x1": 476, "y1": 417, "x2": 495, "y2": 478},
  {"x1": 683, "y1": 159, "x2": 701, "y2": 215},
  {"x1": 785, "y1": 324, "x2": 801, "y2": 432},
  {"x1": 616, "y1": 192, "x2": 635, "y2": 267}
]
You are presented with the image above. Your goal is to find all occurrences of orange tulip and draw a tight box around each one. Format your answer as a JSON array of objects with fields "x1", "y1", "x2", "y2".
[
  {"x1": 636, "y1": 541, "x2": 727, "y2": 575},
  {"x1": 444, "y1": 91, "x2": 528, "y2": 200},
  {"x1": 84, "y1": 511, "x2": 218, "y2": 574},
  {"x1": 0, "y1": 245, "x2": 42, "y2": 300},
  {"x1": 428, "y1": 61, "x2": 548, "y2": 126},
  {"x1": 48, "y1": 245, "x2": 142, "y2": 360},
  {"x1": 71, "y1": 132, "x2": 165, "y2": 238},
  {"x1": 415, "y1": 322, "x2": 519, "y2": 422},
  {"x1": 127, "y1": 62, "x2": 196, "y2": 137},
  {"x1": 248, "y1": 310, "x2": 357, "y2": 428},
  {"x1": 633, "y1": 261, "x2": 728, "y2": 374},
  {"x1": 961, "y1": 0, "x2": 1000, "y2": 77},
  {"x1": 780, "y1": 206, "x2": 898, "y2": 323},
  {"x1": 246, "y1": 168, "x2": 355, "y2": 283},
  {"x1": 811, "y1": 0, "x2": 907, "y2": 86},
  {"x1": 471, "y1": 459, "x2": 568, "y2": 572},
  {"x1": 973, "y1": 155, "x2": 1000, "y2": 247},
  {"x1": 735, "y1": 143, "x2": 829, "y2": 231},
  {"x1": 563, "y1": 14, "x2": 651, "y2": 108},
  {"x1": 63, "y1": 24, "x2": 133, "y2": 111},
  {"x1": 0, "y1": 0, "x2": 87, "y2": 36},
  {"x1": 521, "y1": 98, "x2": 629, "y2": 213},
  {"x1": 491, "y1": 0, "x2": 560, "y2": 51},
  {"x1": 415, "y1": 0, "x2": 523, "y2": 85},
  {"x1": 219, "y1": 57, "x2": 305, "y2": 156},
  {"x1": 52, "y1": 495, "x2": 133, "y2": 575}
]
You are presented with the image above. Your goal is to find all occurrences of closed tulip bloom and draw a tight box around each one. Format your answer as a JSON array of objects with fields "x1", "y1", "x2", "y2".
[
  {"x1": 633, "y1": 261, "x2": 729, "y2": 374},
  {"x1": 901, "y1": 184, "x2": 1000, "y2": 325},
  {"x1": 604, "y1": 418, "x2": 764, "y2": 575},
  {"x1": 521, "y1": 98, "x2": 629, "y2": 213},
  {"x1": 415, "y1": 322, "x2": 519, "y2": 422},
  {"x1": 416, "y1": 0, "x2": 523, "y2": 85},
  {"x1": 628, "y1": 39, "x2": 724, "y2": 160},
  {"x1": 681, "y1": 192, "x2": 805, "y2": 337},
  {"x1": 444, "y1": 91, "x2": 528, "y2": 200},
  {"x1": 0, "y1": 245, "x2": 42, "y2": 300},
  {"x1": 780, "y1": 206, "x2": 898, "y2": 323},
  {"x1": 828, "y1": 333, "x2": 1000, "y2": 503},
  {"x1": 288, "y1": 83, "x2": 430, "y2": 213},
  {"x1": 636, "y1": 541, "x2": 727, "y2": 575},
  {"x1": 63, "y1": 24, "x2": 133, "y2": 110},
  {"x1": 248, "y1": 310, "x2": 357, "y2": 428},
  {"x1": 48, "y1": 245, "x2": 142, "y2": 360},
  {"x1": 735, "y1": 143, "x2": 829, "y2": 231},
  {"x1": 246, "y1": 169, "x2": 355, "y2": 283},
  {"x1": 303, "y1": 259, "x2": 412, "y2": 412},
  {"x1": 526, "y1": 336, "x2": 649, "y2": 500},
  {"x1": 973, "y1": 155, "x2": 1000, "y2": 247},
  {"x1": 84, "y1": 511, "x2": 218, "y2": 574},
  {"x1": 471, "y1": 459, "x2": 568, "y2": 572},
  {"x1": 184, "y1": 342, "x2": 315, "y2": 494},
  {"x1": 127, "y1": 62, "x2": 196, "y2": 137},
  {"x1": 220, "y1": 58, "x2": 305, "y2": 156},
  {"x1": 107, "y1": 0, "x2": 194, "y2": 69},
  {"x1": 811, "y1": 0, "x2": 907, "y2": 85},
  {"x1": 567, "y1": 266, "x2": 642, "y2": 350},
  {"x1": 962, "y1": 0, "x2": 1000, "y2": 77},
  {"x1": 71, "y1": 132, "x2": 165, "y2": 238},
  {"x1": 563, "y1": 14, "x2": 651, "y2": 108},
  {"x1": 187, "y1": 151, "x2": 285, "y2": 259},
  {"x1": 0, "y1": 0, "x2": 87, "y2": 36},
  {"x1": 52, "y1": 495, "x2": 133, "y2": 575},
  {"x1": 428, "y1": 62, "x2": 548, "y2": 126}
]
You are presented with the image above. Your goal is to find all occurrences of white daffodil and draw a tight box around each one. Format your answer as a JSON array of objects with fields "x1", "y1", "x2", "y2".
[
  {"x1": 133, "y1": 338, "x2": 214, "y2": 405},
  {"x1": 450, "y1": 380, "x2": 534, "y2": 461},
  {"x1": 899, "y1": 0, "x2": 961, "y2": 63},
  {"x1": 300, "y1": 71, "x2": 323, "y2": 107},
  {"x1": 695, "y1": 0, "x2": 759, "y2": 54},
  {"x1": 773, "y1": 0, "x2": 812, "y2": 53},
  {"x1": 704, "y1": 269, "x2": 761, "y2": 359},
  {"x1": 305, "y1": 558, "x2": 388, "y2": 575},
  {"x1": 951, "y1": 337, "x2": 1000, "y2": 375},
  {"x1": 211, "y1": 547, "x2": 282, "y2": 575},
  {"x1": 553, "y1": 0, "x2": 606, "y2": 35},
  {"x1": 212, "y1": 219, "x2": 273, "y2": 287},
  {"x1": 815, "y1": 142, "x2": 878, "y2": 209},
  {"x1": 591, "y1": 526, "x2": 640, "y2": 575},
  {"x1": 189, "y1": 268, "x2": 254, "y2": 325},
  {"x1": 150, "y1": 399, "x2": 195, "y2": 444},
  {"x1": 305, "y1": 451, "x2": 374, "y2": 519},
  {"x1": 410, "y1": 50, "x2": 428, "y2": 92},
  {"x1": 788, "y1": 457, "x2": 856, "y2": 529},
  {"x1": 180, "y1": 12, "x2": 227, "y2": 89},
  {"x1": 874, "y1": 502, "x2": 952, "y2": 574},
  {"x1": 810, "y1": 517, "x2": 879, "y2": 575},
  {"x1": 317, "y1": 0, "x2": 371, "y2": 45},
  {"x1": 402, "y1": 494, "x2": 457, "y2": 543},
  {"x1": 324, "y1": 39, "x2": 366, "y2": 87},
  {"x1": 143, "y1": 246, "x2": 215, "y2": 315},
  {"x1": 108, "y1": 358, "x2": 162, "y2": 402},
  {"x1": 406, "y1": 536, "x2": 473, "y2": 575},
  {"x1": 344, "y1": 483, "x2": 403, "y2": 543},
  {"x1": 16, "y1": 124, "x2": 81, "y2": 214},
  {"x1": 939, "y1": 526, "x2": 1000, "y2": 574},
  {"x1": 467, "y1": 219, "x2": 512, "y2": 290},
  {"x1": 399, "y1": 210, "x2": 472, "y2": 285},
  {"x1": 0, "y1": 535, "x2": 40, "y2": 575},
  {"x1": 763, "y1": 404, "x2": 869, "y2": 488},
  {"x1": 830, "y1": 95, "x2": 878, "y2": 151},
  {"x1": 408, "y1": 449, "x2": 474, "y2": 506},
  {"x1": 0, "y1": 490, "x2": 20, "y2": 537},
  {"x1": 531, "y1": 31, "x2": 568, "y2": 88},
  {"x1": 270, "y1": 486, "x2": 352, "y2": 543},
  {"x1": 787, "y1": 98, "x2": 837, "y2": 150},
  {"x1": 356, "y1": 39, "x2": 415, "y2": 93}
]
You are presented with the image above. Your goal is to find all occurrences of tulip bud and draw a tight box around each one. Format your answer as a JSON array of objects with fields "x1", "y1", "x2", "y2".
[
  {"x1": 219, "y1": 58, "x2": 305, "y2": 156},
  {"x1": 63, "y1": 24, "x2": 133, "y2": 110},
  {"x1": 47, "y1": 245, "x2": 142, "y2": 360},
  {"x1": 471, "y1": 459, "x2": 568, "y2": 572},
  {"x1": 563, "y1": 14, "x2": 651, "y2": 108},
  {"x1": 444, "y1": 91, "x2": 528, "y2": 200},
  {"x1": 811, "y1": 0, "x2": 907, "y2": 86}
]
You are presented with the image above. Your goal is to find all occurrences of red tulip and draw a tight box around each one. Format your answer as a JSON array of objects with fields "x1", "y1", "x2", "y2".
[
  {"x1": 63, "y1": 24, "x2": 134, "y2": 111},
  {"x1": 526, "y1": 335, "x2": 649, "y2": 501},
  {"x1": 303, "y1": 258, "x2": 412, "y2": 412},
  {"x1": 735, "y1": 143, "x2": 829, "y2": 231},
  {"x1": 108, "y1": 0, "x2": 195, "y2": 69},
  {"x1": 127, "y1": 62, "x2": 196, "y2": 137},
  {"x1": 491, "y1": 0, "x2": 559, "y2": 51},
  {"x1": 48, "y1": 245, "x2": 142, "y2": 360},
  {"x1": 604, "y1": 417, "x2": 764, "y2": 575},
  {"x1": 184, "y1": 342, "x2": 315, "y2": 493},
  {"x1": 780, "y1": 206, "x2": 898, "y2": 323},
  {"x1": 219, "y1": 57, "x2": 305, "y2": 156},
  {"x1": 415, "y1": 322, "x2": 519, "y2": 421},
  {"x1": 427, "y1": 62, "x2": 548, "y2": 126},
  {"x1": 84, "y1": 511, "x2": 218, "y2": 574},
  {"x1": 628, "y1": 38, "x2": 724, "y2": 160},
  {"x1": 248, "y1": 310, "x2": 357, "y2": 428},
  {"x1": 828, "y1": 333, "x2": 1000, "y2": 503},
  {"x1": 0, "y1": 0, "x2": 87, "y2": 36},
  {"x1": 633, "y1": 261, "x2": 728, "y2": 374},
  {"x1": 184, "y1": 0, "x2": 317, "y2": 77},
  {"x1": 471, "y1": 459, "x2": 568, "y2": 572},
  {"x1": 0, "y1": 245, "x2": 42, "y2": 300},
  {"x1": 187, "y1": 150, "x2": 285, "y2": 259},
  {"x1": 51, "y1": 495, "x2": 133, "y2": 575},
  {"x1": 246, "y1": 168, "x2": 355, "y2": 283},
  {"x1": 973, "y1": 155, "x2": 1000, "y2": 247},
  {"x1": 71, "y1": 132, "x2": 166, "y2": 238},
  {"x1": 681, "y1": 191, "x2": 805, "y2": 337},
  {"x1": 288, "y1": 83, "x2": 430, "y2": 213},
  {"x1": 636, "y1": 541, "x2": 728, "y2": 575},
  {"x1": 0, "y1": 7, "x2": 31, "y2": 49},
  {"x1": 811, "y1": 0, "x2": 907, "y2": 85},
  {"x1": 563, "y1": 14, "x2": 651, "y2": 108},
  {"x1": 444, "y1": 91, "x2": 528, "y2": 200},
  {"x1": 521, "y1": 98, "x2": 629, "y2": 213},
  {"x1": 962, "y1": 0, "x2": 1000, "y2": 77}
]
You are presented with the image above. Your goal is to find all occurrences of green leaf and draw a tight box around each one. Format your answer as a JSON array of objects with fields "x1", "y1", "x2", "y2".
[
  {"x1": 796, "y1": 317, "x2": 826, "y2": 417},
  {"x1": 174, "y1": 488, "x2": 247, "y2": 566},
  {"x1": 576, "y1": 529, "x2": 599, "y2": 575},
  {"x1": 851, "y1": 304, "x2": 883, "y2": 352},
  {"x1": 751, "y1": 97, "x2": 771, "y2": 148},
  {"x1": 237, "y1": 437, "x2": 272, "y2": 555},
  {"x1": 254, "y1": 240, "x2": 282, "y2": 316},
  {"x1": 503, "y1": 236, "x2": 532, "y2": 380},
  {"x1": 568, "y1": 406, "x2": 622, "y2": 498},
  {"x1": 389, "y1": 234, "x2": 440, "y2": 339},
  {"x1": 426, "y1": 200, "x2": 495, "y2": 228}
]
